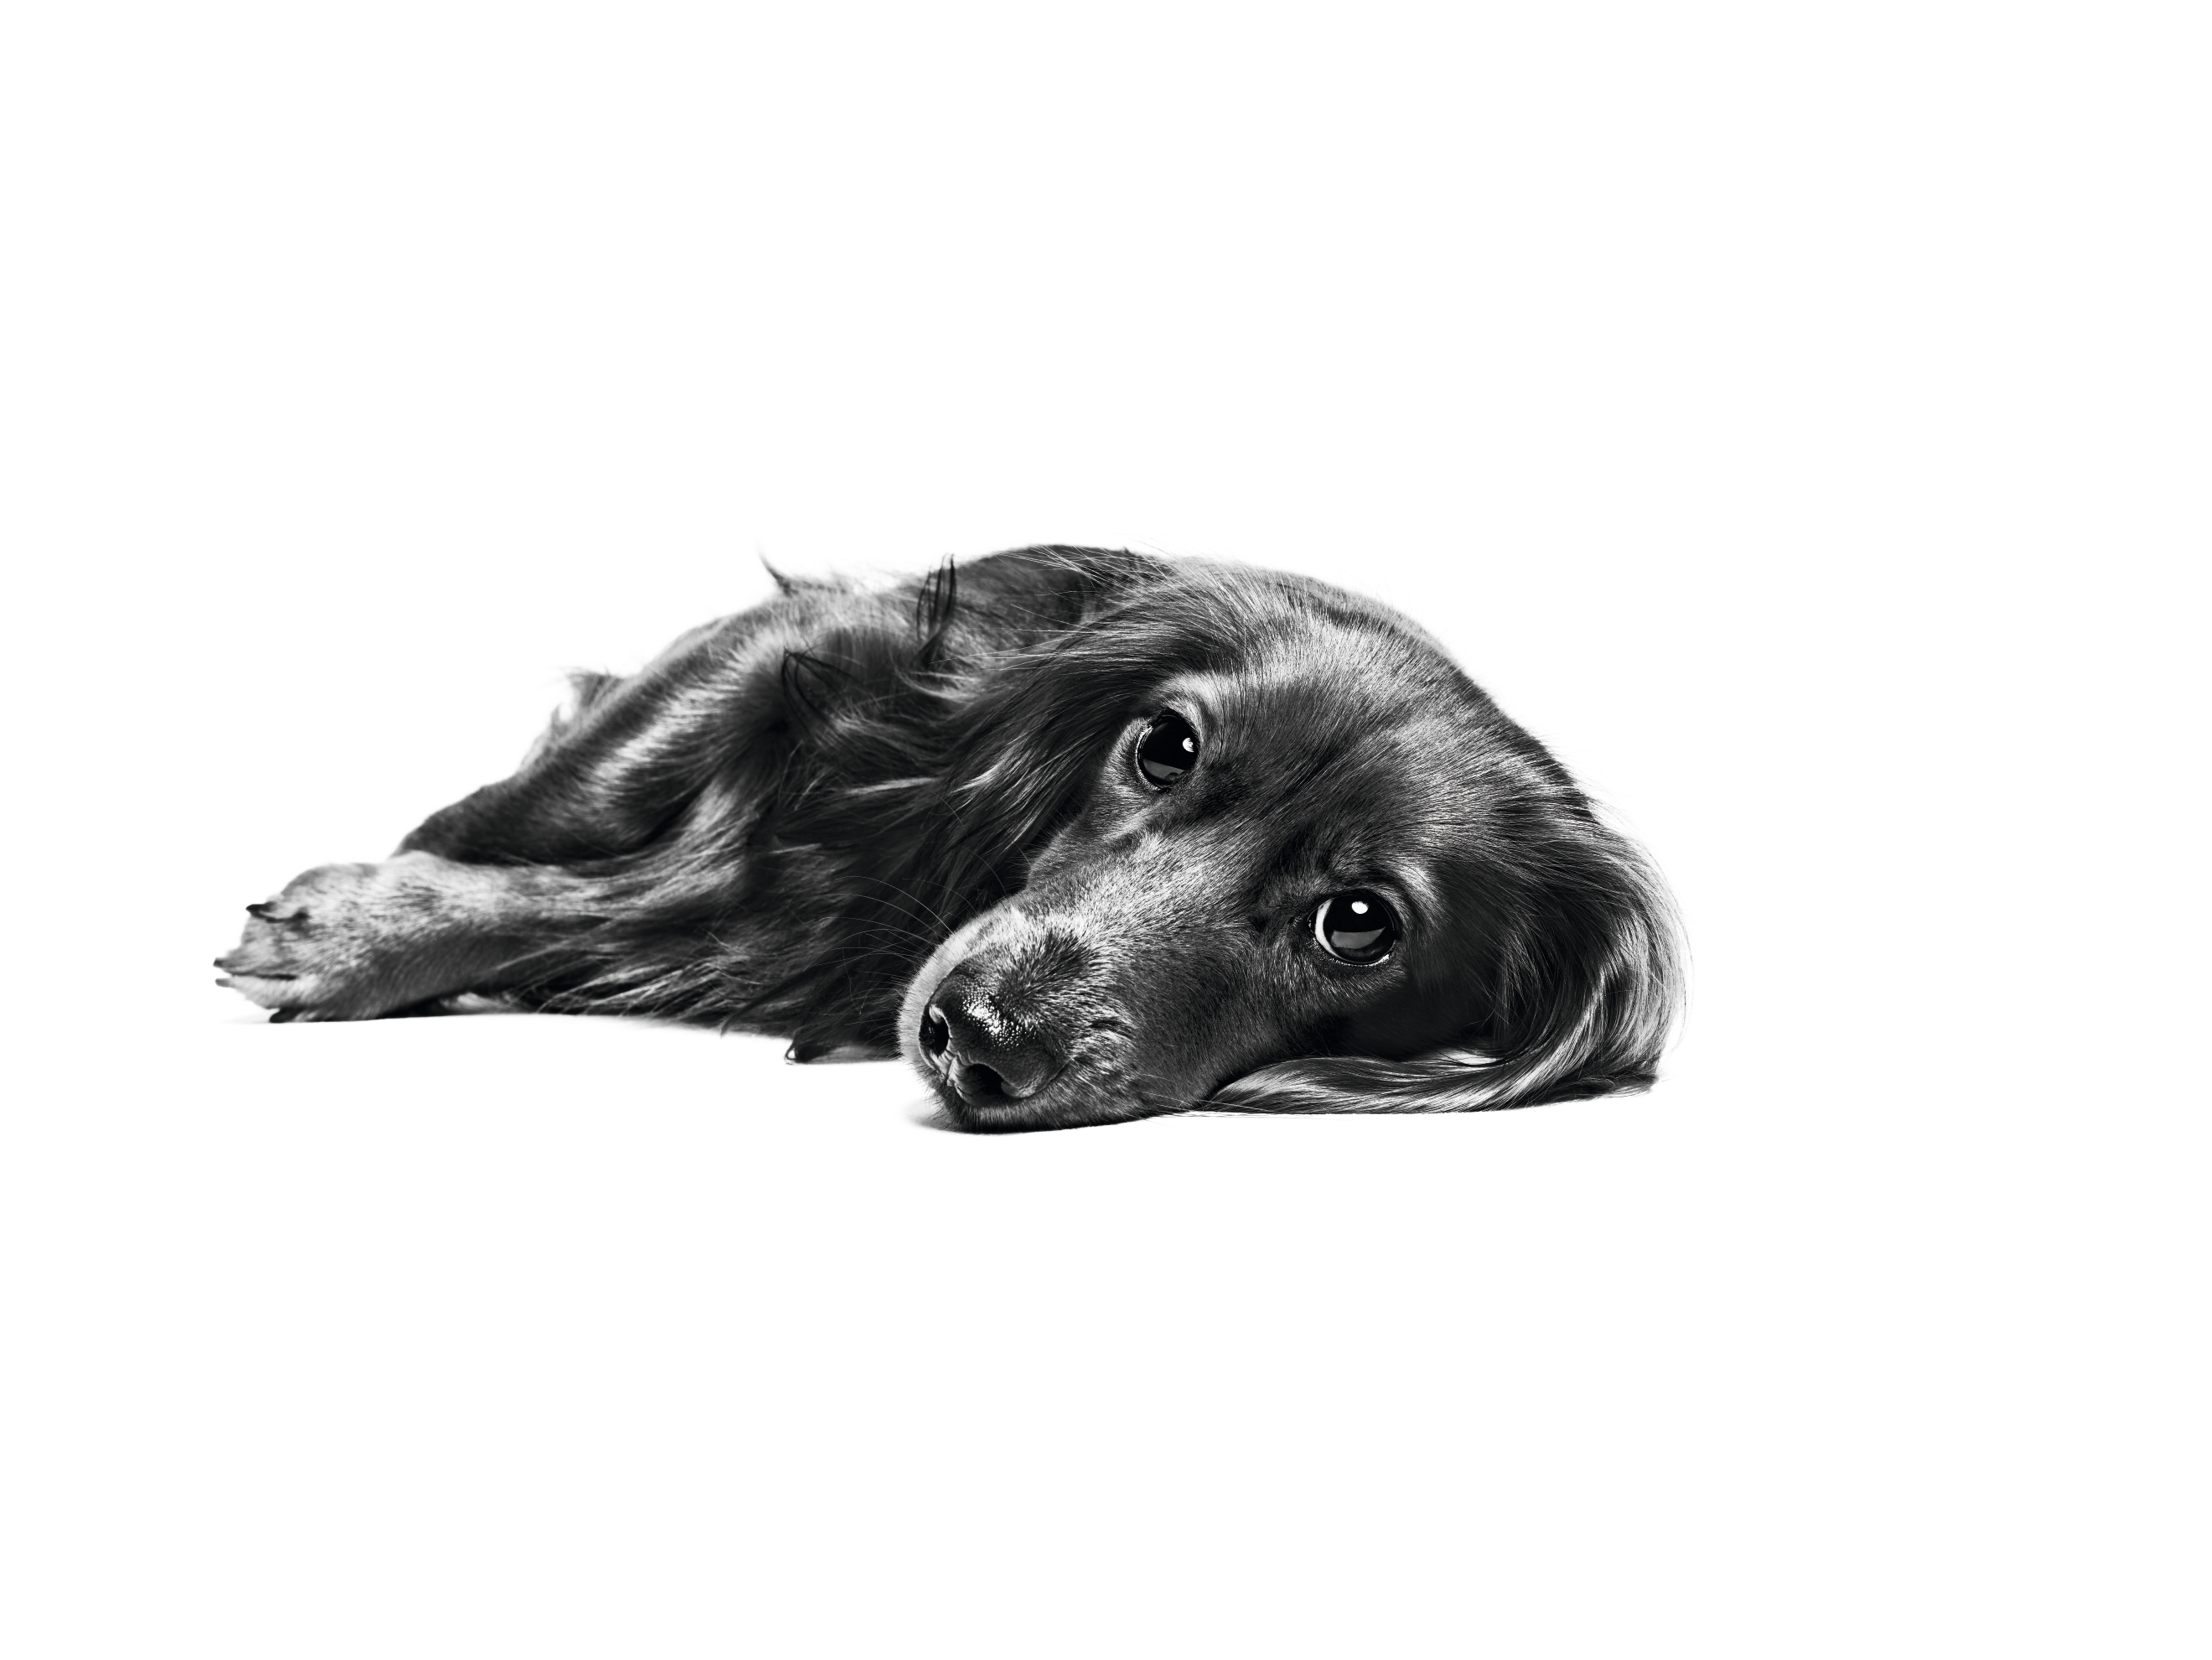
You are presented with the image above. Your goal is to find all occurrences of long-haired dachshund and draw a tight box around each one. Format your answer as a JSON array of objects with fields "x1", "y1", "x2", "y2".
[{"x1": 218, "y1": 546, "x2": 1683, "y2": 1130}]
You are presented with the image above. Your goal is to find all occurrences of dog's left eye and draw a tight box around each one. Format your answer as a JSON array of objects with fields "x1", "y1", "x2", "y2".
[
  {"x1": 1314, "y1": 892, "x2": 1398, "y2": 964},
  {"x1": 1134, "y1": 712, "x2": 1199, "y2": 788}
]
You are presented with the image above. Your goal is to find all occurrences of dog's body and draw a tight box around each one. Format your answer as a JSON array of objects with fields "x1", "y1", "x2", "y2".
[{"x1": 219, "y1": 547, "x2": 1681, "y2": 1129}]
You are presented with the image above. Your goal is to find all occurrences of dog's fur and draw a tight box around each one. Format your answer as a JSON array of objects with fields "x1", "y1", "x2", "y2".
[{"x1": 218, "y1": 547, "x2": 1682, "y2": 1130}]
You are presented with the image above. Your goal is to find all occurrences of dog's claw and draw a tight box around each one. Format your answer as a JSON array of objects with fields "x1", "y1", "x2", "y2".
[
  {"x1": 786, "y1": 1037, "x2": 897, "y2": 1065},
  {"x1": 221, "y1": 860, "x2": 453, "y2": 1023}
]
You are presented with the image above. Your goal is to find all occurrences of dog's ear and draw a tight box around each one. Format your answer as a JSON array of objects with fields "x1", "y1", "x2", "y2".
[{"x1": 1215, "y1": 817, "x2": 1685, "y2": 1113}]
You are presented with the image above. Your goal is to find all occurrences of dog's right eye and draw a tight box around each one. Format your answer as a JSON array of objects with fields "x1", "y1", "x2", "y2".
[
  {"x1": 1134, "y1": 712, "x2": 1199, "y2": 789},
  {"x1": 1314, "y1": 892, "x2": 1398, "y2": 964}
]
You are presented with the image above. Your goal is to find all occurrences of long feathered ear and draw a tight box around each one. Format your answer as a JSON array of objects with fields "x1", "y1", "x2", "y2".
[{"x1": 1212, "y1": 815, "x2": 1686, "y2": 1114}]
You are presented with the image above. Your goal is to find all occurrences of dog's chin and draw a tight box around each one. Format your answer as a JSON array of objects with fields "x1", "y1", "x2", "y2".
[
  {"x1": 933, "y1": 1085, "x2": 1060, "y2": 1133},
  {"x1": 914, "y1": 1060, "x2": 1172, "y2": 1133}
]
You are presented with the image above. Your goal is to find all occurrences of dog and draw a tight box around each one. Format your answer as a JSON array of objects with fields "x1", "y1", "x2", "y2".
[{"x1": 218, "y1": 546, "x2": 1683, "y2": 1130}]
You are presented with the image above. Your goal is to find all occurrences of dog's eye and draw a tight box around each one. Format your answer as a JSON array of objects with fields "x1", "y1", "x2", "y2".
[
  {"x1": 1134, "y1": 712, "x2": 1199, "y2": 789},
  {"x1": 1314, "y1": 892, "x2": 1398, "y2": 964}
]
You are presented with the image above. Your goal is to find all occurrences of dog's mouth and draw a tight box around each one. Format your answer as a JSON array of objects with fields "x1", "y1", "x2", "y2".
[
  {"x1": 914, "y1": 1023, "x2": 1187, "y2": 1133},
  {"x1": 931, "y1": 1084, "x2": 1060, "y2": 1132}
]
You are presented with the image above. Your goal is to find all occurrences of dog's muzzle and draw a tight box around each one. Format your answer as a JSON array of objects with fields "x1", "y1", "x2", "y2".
[{"x1": 916, "y1": 967, "x2": 1064, "y2": 1106}]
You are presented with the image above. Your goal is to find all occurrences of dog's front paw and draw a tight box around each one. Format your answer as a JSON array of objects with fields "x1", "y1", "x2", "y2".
[{"x1": 215, "y1": 862, "x2": 422, "y2": 1022}]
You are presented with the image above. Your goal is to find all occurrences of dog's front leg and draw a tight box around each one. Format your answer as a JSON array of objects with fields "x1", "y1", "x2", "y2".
[{"x1": 215, "y1": 854, "x2": 610, "y2": 1022}]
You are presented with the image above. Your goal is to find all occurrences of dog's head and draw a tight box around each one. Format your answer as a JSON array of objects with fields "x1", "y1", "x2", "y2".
[{"x1": 898, "y1": 565, "x2": 1682, "y2": 1130}]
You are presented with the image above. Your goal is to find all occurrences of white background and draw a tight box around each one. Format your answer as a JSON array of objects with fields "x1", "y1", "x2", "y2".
[{"x1": 3, "y1": 3, "x2": 2204, "y2": 1655}]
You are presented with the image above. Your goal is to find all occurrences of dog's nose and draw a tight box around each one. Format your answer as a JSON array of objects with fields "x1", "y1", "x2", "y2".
[{"x1": 919, "y1": 973, "x2": 1058, "y2": 1102}]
